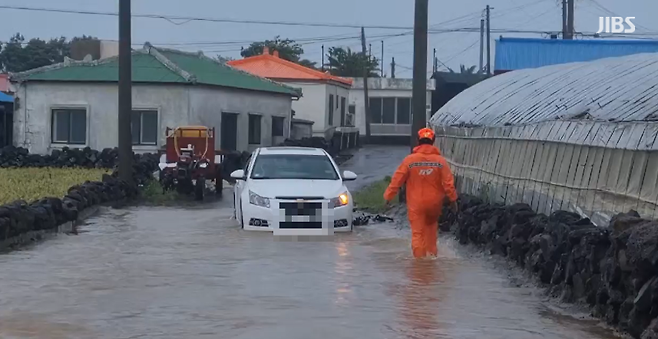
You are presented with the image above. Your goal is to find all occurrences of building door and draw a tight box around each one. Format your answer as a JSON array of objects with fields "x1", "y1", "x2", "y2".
[
  {"x1": 0, "y1": 104, "x2": 12, "y2": 147},
  {"x1": 221, "y1": 112, "x2": 238, "y2": 151}
]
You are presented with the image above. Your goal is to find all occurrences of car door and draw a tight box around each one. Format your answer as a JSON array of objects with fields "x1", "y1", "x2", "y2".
[{"x1": 234, "y1": 151, "x2": 255, "y2": 223}]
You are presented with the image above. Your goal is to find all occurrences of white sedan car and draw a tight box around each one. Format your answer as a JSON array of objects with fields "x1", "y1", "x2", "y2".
[{"x1": 230, "y1": 146, "x2": 357, "y2": 235}]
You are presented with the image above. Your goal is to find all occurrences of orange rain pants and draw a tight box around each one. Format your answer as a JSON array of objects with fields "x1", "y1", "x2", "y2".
[{"x1": 383, "y1": 144, "x2": 458, "y2": 258}]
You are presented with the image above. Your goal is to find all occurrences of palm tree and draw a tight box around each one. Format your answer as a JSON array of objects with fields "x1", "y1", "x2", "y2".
[
  {"x1": 448, "y1": 65, "x2": 477, "y2": 74},
  {"x1": 447, "y1": 64, "x2": 478, "y2": 74}
]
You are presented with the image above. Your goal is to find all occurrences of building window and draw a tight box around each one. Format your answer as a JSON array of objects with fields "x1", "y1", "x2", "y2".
[
  {"x1": 340, "y1": 97, "x2": 346, "y2": 126},
  {"x1": 328, "y1": 94, "x2": 334, "y2": 126},
  {"x1": 382, "y1": 98, "x2": 396, "y2": 124},
  {"x1": 368, "y1": 97, "x2": 411, "y2": 125},
  {"x1": 396, "y1": 98, "x2": 411, "y2": 124},
  {"x1": 369, "y1": 97, "x2": 382, "y2": 123},
  {"x1": 51, "y1": 108, "x2": 87, "y2": 144},
  {"x1": 131, "y1": 110, "x2": 158, "y2": 145},
  {"x1": 272, "y1": 116, "x2": 285, "y2": 137},
  {"x1": 248, "y1": 114, "x2": 262, "y2": 144}
]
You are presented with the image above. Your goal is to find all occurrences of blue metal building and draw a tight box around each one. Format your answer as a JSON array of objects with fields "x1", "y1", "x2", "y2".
[
  {"x1": 494, "y1": 37, "x2": 658, "y2": 74},
  {"x1": 0, "y1": 91, "x2": 13, "y2": 147}
]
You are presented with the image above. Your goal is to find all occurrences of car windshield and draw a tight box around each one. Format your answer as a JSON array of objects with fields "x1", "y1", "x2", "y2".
[{"x1": 250, "y1": 154, "x2": 339, "y2": 180}]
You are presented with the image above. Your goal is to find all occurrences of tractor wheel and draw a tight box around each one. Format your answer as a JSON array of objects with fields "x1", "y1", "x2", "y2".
[{"x1": 195, "y1": 177, "x2": 205, "y2": 201}]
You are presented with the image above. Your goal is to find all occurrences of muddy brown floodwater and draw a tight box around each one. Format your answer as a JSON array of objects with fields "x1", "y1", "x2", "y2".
[{"x1": 0, "y1": 146, "x2": 620, "y2": 339}]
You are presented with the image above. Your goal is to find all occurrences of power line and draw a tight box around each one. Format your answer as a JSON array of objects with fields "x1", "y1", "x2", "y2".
[
  {"x1": 2, "y1": 4, "x2": 657, "y2": 38},
  {"x1": 0, "y1": 33, "x2": 359, "y2": 48},
  {"x1": 443, "y1": 39, "x2": 480, "y2": 64},
  {"x1": 0, "y1": 5, "x2": 422, "y2": 30}
]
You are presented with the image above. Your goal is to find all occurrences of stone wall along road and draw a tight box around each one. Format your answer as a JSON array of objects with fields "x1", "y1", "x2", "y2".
[{"x1": 0, "y1": 146, "x2": 619, "y2": 339}]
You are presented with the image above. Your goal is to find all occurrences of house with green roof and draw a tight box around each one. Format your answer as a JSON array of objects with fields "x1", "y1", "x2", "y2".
[{"x1": 9, "y1": 43, "x2": 302, "y2": 154}]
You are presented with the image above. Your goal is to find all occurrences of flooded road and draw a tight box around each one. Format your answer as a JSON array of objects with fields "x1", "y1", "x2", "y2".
[{"x1": 0, "y1": 146, "x2": 618, "y2": 339}]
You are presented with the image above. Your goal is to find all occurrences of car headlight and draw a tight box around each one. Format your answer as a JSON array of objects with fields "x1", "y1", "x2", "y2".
[
  {"x1": 330, "y1": 192, "x2": 349, "y2": 208},
  {"x1": 249, "y1": 190, "x2": 270, "y2": 208}
]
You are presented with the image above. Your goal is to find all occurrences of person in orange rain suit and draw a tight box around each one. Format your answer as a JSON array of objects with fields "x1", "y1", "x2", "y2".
[{"x1": 383, "y1": 127, "x2": 458, "y2": 259}]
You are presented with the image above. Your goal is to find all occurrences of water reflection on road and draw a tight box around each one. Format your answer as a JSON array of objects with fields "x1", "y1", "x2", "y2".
[{"x1": 0, "y1": 146, "x2": 618, "y2": 339}]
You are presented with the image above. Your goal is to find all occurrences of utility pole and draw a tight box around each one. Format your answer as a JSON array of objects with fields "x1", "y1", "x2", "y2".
[
  {"x1": 381, "y1": 40, "x2": 384, "y2": 77},
  {"x1": 321, "y1": 45, "x2": 325, "y2": 71},
  {"x1": 432, "y1": 48, "x2": 437, "y2": 73},
  {"x1": 566, "y1": 0, "x2": 575, "y2": 39},
  {"x1": 118, "y1": 0, "x2": 133, "y2": 184},
  {"x1": 487, "y1": 5, "x2": 491, "y2": 75},
  {"x1": 479, "y1": 18, "x2": 485, "y2": 73},
  {"x1": 562, "y1": 0, "x2": 568, "y2": 39},
  {"x1": 361, "y1": 27, "x2": 371, "y2": 142},
  {"x1": 391, "y1": 57, "x2": 396, "y2": 78},
  {"x1": 411, "y1": 0, "x2": 428, "y2": 150},
  {"x1": 369, "y1": 43, "x2": 372, "y2": 57}
]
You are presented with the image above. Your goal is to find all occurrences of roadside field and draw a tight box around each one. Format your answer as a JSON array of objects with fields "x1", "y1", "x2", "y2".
[{"x1": 0, "y1": 168, "x2": 110, "y2": 205}]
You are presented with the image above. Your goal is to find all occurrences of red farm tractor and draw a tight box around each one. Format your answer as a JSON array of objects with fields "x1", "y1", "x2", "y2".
[{"x1": 158, "y1": 126, "x2": 225, "y2": 200}]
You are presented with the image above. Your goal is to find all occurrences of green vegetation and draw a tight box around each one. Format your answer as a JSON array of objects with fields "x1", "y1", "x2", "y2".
[
  {"x1": 352, "y1": 176, "x2": 398, "y2": 213},
  {"x1": 140, "y1": 180, "x2": 183, "y2": 205},
  {"x1": 0, "y1": 167, "x2": 110, "y2": 205}
]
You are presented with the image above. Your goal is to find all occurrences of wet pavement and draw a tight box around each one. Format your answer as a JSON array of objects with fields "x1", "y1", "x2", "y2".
[{"x1": 0, "y1": 146, "x2": 619, "y2": 339}]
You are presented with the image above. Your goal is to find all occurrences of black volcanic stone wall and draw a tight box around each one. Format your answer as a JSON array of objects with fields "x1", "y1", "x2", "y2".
[
  {"x1": 440, "y1": 195, "x2": 658, "y2": 338},
  {"x1": 0, "y1": 146, "x2": 159, "y2": 244}
]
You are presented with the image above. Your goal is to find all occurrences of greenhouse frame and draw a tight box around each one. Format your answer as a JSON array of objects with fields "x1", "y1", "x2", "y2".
[{"x1": 429, "y1": 52, "x2": 658, "y2": 226}]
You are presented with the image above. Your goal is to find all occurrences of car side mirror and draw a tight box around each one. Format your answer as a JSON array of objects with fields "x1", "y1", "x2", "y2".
[
  {"x1": 230, "y1": 169, "x2": 246, "y2": 180},
  {"x1": 342, "y1": 170, "x2": 357, "y2": 181}
]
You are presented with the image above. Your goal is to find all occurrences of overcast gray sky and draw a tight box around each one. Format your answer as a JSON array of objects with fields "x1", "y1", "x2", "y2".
[{"x1": 0, "y1": 0, "x2": 655, "y2": 77}]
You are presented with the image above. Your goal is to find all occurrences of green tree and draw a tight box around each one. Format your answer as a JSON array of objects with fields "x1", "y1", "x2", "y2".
[
  {"x1": 325, "y1": 47, "x2": 379, "y2": 78},
  {"x1": 0, "y1": 33, "x2": 98, "y2": 72},
  {"x1": 241, "y1": 36, "x2": 317, "y2": 69}
]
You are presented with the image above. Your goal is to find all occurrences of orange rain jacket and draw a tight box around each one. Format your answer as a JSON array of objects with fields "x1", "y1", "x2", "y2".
[{"x1": 383, "y1": 144, "x2": 457, "y2": 258}]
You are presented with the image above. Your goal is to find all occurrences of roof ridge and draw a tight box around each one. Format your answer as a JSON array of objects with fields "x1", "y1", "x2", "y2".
[
  {"x1": 143, "y1": 42, "x2": 197, "y2": 83},
  {"x1": 189, "y1": 49, "x2": 303, "y2": 97},
  {"x1": 266, "y1": 55, "x2": 349, "y2": 82},
  {"x1": 9, "y1": 51, "x2": 143, "y2": 81},
  {"x1": 230, "y1": 54, "x2": 353, "y2": 86}
]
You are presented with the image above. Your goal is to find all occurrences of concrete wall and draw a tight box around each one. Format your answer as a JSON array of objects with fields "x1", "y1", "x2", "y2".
[
  {"x1": 12, "y1": 82, "x2": 292, "y2": 154},
  {"x1": 189, "y1": 86, "x2": 291, "y2": 152},
  {"x1": 348, "y1": 78, "x2": 434, "y2": 137},
  {"x1": 283, "y1": 82, "x2": 351, "y2": 137},
  {"x1": 289, "y1": 83, "x2": 326, "y2": 134},
  {"x1": 291, "y1": 122, "x2": 312, "y2": 139}
]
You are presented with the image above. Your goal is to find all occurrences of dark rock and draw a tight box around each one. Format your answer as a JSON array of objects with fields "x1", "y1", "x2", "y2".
[
  {"x1": 635, "y1": 277, "x2": 658, "y2": 312},
  {"x1": 438, "y1": 194, "x2": 658, "y2": 337},
  {"x1": 611, "y1": 210, "x2": 646, "y2": 234},
  {"x1": 619, "y1": 297, "x2": 635, "y2": 330},
  {"x1": 572, "y1": 272, "x2": 586, "y2": 300},
  {"x1": 641, "y1": 317, "x2": 658, "y2": 339}
]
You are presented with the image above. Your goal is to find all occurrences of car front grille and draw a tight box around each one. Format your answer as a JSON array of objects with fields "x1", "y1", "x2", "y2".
[
  {"x1": 279, "y1": 222, "x2": 323, "y2": 229},
  {"x1": 279, "y1": 202, "x2": 323, "y2": 216}
]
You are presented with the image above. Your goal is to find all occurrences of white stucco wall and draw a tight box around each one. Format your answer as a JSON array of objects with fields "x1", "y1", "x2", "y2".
[
  {"x1": 288, "y1": 83, "x2": 326, "y2": 134},
  {"x1": 12, "y1": 82, "x2": 292, "y2": 154},
  {"x1": 326, "y1": 83, "x2": 350, "y2": 131},
  {"x1": 280, "y1": 81, "x2": 351, "y2": 137}
]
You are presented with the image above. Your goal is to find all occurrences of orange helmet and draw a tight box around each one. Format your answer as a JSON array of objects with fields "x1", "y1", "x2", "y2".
[{"x1": 417, "y1": 127, "x2": 435, "y2": 141}]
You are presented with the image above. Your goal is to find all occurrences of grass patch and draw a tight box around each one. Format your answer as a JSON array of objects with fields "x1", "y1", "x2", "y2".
[
  {"x1": 352, "y1": 176, "x2": 399, "y2": 213},
  {"x1": 0, "y1": 167, "x2": 110, "y2": 205},
  {"x1": 141, "y1": 180, "x2": 182, "y2": 205}
]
